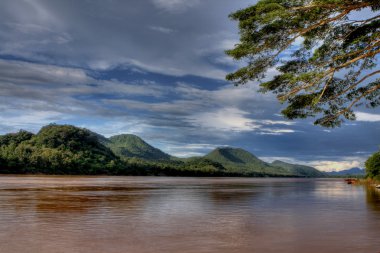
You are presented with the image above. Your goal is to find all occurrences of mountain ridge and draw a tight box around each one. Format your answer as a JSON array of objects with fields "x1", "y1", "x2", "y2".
[
  {"x1": 0, "y1": 124, "x2": 325, "y2": 177},
  {"x1": 203, "y1": 147, "x2": 287, "y2": 176},
  {"x1": 327, "y1": 167, "x2": 365, "y2": 176},
  {"x1": 104, "y1": 134, "x2": 171, "y2": 161},
  {"x1": 271, "y1": 160, "x2": 326, "y2": 178}
]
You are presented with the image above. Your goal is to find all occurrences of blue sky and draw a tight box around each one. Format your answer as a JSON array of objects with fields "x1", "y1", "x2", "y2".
[{"x1": 0, "y1": 0, "x2": 379, "y2": 171}]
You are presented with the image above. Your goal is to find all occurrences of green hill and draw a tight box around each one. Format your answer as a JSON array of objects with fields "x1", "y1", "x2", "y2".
[
  {"x1": 0, "y1": 124, "x2": 325, "y2": 178},
  {"x1": 105, "y1": 134, "x2": 171, "y2": 160},
  {"x1": 0, "y1": 124, "x2": 121, "y2": 174},
  {"x1": 205, "y1": 147, "x2": 265, "y2": 165},
  {"x1": 204, "y1": 147, "x2": 291, "y2": 176},
  {"x1": 271, "y1": 160, "x2": 326, "y2": 178}
]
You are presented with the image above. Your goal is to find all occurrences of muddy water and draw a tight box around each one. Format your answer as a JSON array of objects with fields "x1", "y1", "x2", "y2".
[{"x1": 0, "y1": 176, "x2": 379, "y2": 253}]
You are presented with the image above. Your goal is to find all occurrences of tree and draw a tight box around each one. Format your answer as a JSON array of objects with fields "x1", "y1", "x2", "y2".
[
  {"x1": 365, "y1": 150, "x2": 380, "y2": 179},
  {"x1": 226, "y1": 0, "x2": 380, "y2": 127}
]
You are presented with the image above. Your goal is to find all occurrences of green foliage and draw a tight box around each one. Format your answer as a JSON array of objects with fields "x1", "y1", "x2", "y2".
[
  {"x1": 204, "y1": 147, "x2": 324, "y2": 177},
  {"x1": 271, "y1": 160, "x2": 326, "y2": 177},
  {"x1": 0, "y1": 130, "x2": 34, "y2": 146},
  {"x1": 105, "y1": 134, "x2": 171, "y2": 160},
  {"x1": 0, "y1": 124, "x2": 122, "y2": 175},
  {"x1": 122, "y1": 157, "x2": 228, "y2": 177},
  {"x1": 206, "y1": 147, "x2": 264, "y2": 165},
  {"x1": 0, "y1": 124, "x2": 324, "y2": 177},
  {"x1": 365, "y1": 150, "x2": 380, "y2": 179},
  {"x1": 227, "y1": 0, "x2": 380, "y2": 127}
]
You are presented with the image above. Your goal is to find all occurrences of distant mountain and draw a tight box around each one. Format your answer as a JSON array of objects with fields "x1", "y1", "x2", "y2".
[
  {"x1": 327, "y1": 167, "x2": 365, "y2": 176},
  {"x1": 271, "y1": 160, "x2": 326, "y2": 178},
  {"x1": 205, "y1": 147, "x2": 266, "y2": 166},
  {"x1": 104, "y1": 134, "x2": 171, "y2": 160},
  {"x1": 204, "y1": 147, "x2": 292, "y2": 176}
]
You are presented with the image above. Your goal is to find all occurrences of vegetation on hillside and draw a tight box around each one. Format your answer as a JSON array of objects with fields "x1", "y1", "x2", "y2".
[
  {"x1": 0, "y1": 125, "x2": 122, "y2": 175},
  {"x1": 271, "y1": 160, "x2": 326, "y2": 177},
  {"x1": 365, "y1": 150, "x2": 380, "y2": 180},
  {"x1": 0, "y1": 124, "x2": 325, "y2": 177},
  {"x1": 104, "y1": 134, "x2": 171, "y2": 160},
  {"x1": 205, "y1": 147, "x2": 291, "y2": 176}
]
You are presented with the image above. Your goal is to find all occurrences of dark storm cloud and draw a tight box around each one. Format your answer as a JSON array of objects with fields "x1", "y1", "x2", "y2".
[
  {"x1": 0, "y1": 0, "x2": 253, "y2": 79},
  {"x1": 0, "y1": 0, "x2": 379, "y2": 171}
]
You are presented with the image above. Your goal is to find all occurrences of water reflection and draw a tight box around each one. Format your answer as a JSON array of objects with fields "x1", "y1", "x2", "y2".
[
  {"x1": 0, "y1": 176, "x2": 379, "y2": 253},
  {"x1": 1, "y1": 186, "x2": 148, "y2": 215},
  {"x1": 366, "y1": 186, "x2": 380, "y2": 213}
]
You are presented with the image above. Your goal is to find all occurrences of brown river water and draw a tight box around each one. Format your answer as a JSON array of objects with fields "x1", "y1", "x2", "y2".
[{"x1": 0, "y1": 176, "x2": 379, "y2": 253}]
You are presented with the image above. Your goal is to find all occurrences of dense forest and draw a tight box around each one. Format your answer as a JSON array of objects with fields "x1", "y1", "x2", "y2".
[
  {"x1": 366, "y1": 151, "x2": 380, "y2": 181},
  {"x1": 0, "y1": 124, "x2": 373, "y2": 178}
]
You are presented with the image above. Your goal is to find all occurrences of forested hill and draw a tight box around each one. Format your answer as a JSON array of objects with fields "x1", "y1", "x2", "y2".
[
  {"x1": 0, "y1": 124, "x2": 325, "y2": 177},
  {"x1": 204, "y1": 147, "x2": 291, "y2": 176},
  {"x1": 103, "y1": 134, "x2": 171, "y2": 160},
  {"x1": 204, "y1": 147, "x2": 326, "y2": 177},
  {"x1": 271, "y1": 160, "x2": 326, "y2": 178},
  {"x1": 0, "y1": 125, "x2": 121, "y2": 174}
]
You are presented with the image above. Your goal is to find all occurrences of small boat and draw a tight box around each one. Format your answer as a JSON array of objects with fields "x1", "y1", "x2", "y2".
[{"x1": 344, "y1": 178, "x2": 358, "y2": 184}]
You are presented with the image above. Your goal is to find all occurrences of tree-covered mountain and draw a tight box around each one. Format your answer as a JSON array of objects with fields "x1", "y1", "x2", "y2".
[
  {"x1": 103, "y1": 134, "x2": 171, "y2": 160},
  {"x1": 205, "y1": 147, "x2": 266, "y2": 166},
  {"x1": 0, "y1": 124, "x2": 325, "y2": 177},
  {"x1": 0, "y1": 124, "x2": 123, "y2": 174},
  {"x1": 204, "y1": 147, "x2": 292, "y2": 176},
  {"x1": 271, "y1": 160, "x2": 326, "y2": 178}
]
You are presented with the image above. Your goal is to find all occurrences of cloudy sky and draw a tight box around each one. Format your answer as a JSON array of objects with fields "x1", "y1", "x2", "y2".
[{"x1": 0, "y1": 0, "x2": 379, "y2": 171}]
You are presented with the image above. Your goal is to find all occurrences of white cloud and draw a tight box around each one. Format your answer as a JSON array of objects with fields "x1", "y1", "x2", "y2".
[
  {"x1": 0, "y1": 110, "x2": 66, "y2": 133},
  {"x1": 0, "y1": 59, "x2": 90, "y2": 85},
  {"x1": 161, "y1": 143, "x2": 225, "y2": 157},
  {"x1": 311, "y1": 160, "x2": 364, "y2": 172},
  {"x1": 0, "y1": 0, "x2": 247, "y2": 80},
  {"x1": 262, "y1": 156, "x2": 366, "y2": 172},
  {"x1": 80, "y1": 120, "x2": 149, "y2": 138},
  {"x1": 124, "y1": 58, "x2": 227, "y2": 80},
  {"x1": 0, "y1": 59, "x2": 167, "y2": 98},
  {"x1": 356, "y1": 112, "x2": 380, "y2": 122},
  {"x1": 260, "y1": 120, "x2": 295, "y2": 126},
  {"x1": 258, "y1": 129, "x2": 296, "y2": 135},
  {"x1": 151, "y1": 0, "x2": 200, "y2": 12},
  {"x1": 149, "y1": 26, "x2": 175, "y2": 34},
  {"x1": 188, "y1": 107, "x2": 259, "y2": 132}
]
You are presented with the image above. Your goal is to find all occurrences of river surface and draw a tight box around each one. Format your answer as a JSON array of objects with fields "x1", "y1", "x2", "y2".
[{"x1": 0, "y1": 176, "x2": 379, "y2": 253}]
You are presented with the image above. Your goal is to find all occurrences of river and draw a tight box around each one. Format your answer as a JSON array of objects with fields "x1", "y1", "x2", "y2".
[{"x1": 0, "y1": 176, "x2": 379, "y2": 253}]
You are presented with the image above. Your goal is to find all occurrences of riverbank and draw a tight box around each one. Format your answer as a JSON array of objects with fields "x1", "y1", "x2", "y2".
[{"x1": 353, "y1": 178, "x2": 380, "y2": 188}]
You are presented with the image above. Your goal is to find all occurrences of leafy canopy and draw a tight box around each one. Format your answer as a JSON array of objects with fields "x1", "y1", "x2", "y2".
[
  {"x1": 227, "y1": 0, "x2": 380, "y2": 127},
  {"x1": 365, "y1": 150, "x2": 380, "y2": 179}
]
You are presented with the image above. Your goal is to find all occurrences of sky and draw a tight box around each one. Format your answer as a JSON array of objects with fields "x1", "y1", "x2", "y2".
[{"x1": 0, "y1": 0, "x2": 379, "y2": 171}]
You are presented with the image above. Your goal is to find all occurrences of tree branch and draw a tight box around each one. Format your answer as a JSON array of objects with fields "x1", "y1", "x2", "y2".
[{"x1": 321, "y1": 83, "x2": 380, "y2": 125}]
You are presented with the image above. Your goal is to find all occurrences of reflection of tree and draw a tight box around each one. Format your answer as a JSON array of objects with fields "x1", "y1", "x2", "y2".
[
  {"x1": 207, "y1": 180, "x2": 318, "y2": 206},
  {"x1": 206, "y1": 183, "x2": 263, "y2": 207},
  {"x1": 209, "y1": 189, "x2": 259, "y2": 205},
  {"x1": 366, "y1": 186, "x2": 380, "y2": 213},
  {"x1": 3, "y1": 186, "x2": 148, "y2": 215}
]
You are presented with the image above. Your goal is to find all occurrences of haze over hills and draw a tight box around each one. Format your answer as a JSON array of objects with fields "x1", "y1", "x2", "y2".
[
  {"x1": 327, "y1": 167, "x2": 365, "y2": 176},
  {"x1": 0, "y1": 124, "x2": 326, "y2": 177},
  {"x1": 271, "y1": 160, "x2": 326, "y2": 178}
]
